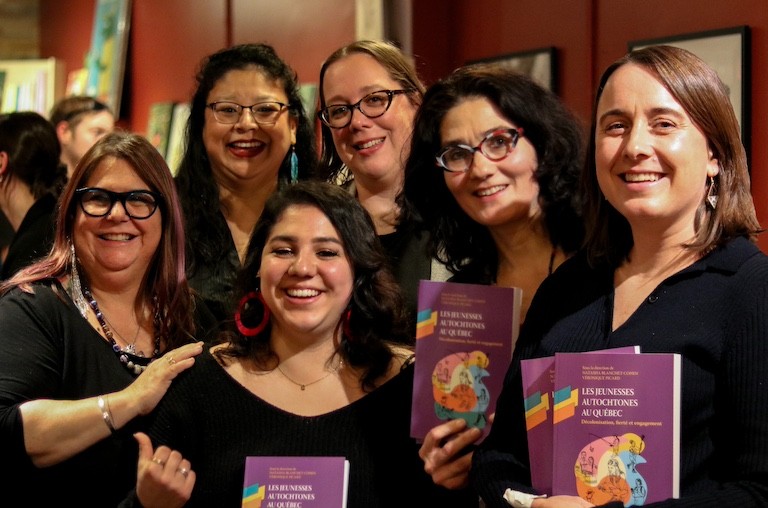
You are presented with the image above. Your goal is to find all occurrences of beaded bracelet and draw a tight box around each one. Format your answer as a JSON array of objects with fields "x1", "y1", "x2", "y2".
[{"x1": 97, "y1": 395, "x2": 117, "y2": 434}]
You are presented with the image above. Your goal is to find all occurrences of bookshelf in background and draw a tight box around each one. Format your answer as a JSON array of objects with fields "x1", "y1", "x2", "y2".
[{"x1": 0, "y1": 58, "x2": 66, "y2": 118}]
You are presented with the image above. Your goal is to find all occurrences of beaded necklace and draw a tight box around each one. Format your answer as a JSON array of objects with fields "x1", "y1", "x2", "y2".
[{"x1": 82, "y1": 285, "x2": 160, "y2": 376}]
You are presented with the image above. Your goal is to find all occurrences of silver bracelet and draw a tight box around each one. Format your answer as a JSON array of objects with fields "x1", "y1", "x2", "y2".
[{"x1": 97, "y1": 396, "x2": 116, "y2": 434}]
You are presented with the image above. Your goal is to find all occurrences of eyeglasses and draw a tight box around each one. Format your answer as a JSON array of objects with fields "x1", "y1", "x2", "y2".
[
  {"x1": 318, "y1": 89, "x2": 412, "y2": 129},
  {"x1": 436, "y1": 128, "x2": 524, "y2": 173},
  {"x1": 207, "y1": 101, "x2": 289, "y2": 125},
  {"x1": 75, "y1": 187, "x2": 162, "y2": 220}
]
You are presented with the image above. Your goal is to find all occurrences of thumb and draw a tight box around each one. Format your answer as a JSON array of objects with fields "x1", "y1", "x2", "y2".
[{"x1": 134, "y1": 432, "x2": 155, "y2": 463}]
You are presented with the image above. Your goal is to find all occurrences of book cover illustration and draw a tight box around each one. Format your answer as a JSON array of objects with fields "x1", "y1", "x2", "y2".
[
  {"x1": 165, "y1": 102, "x2": 191, "y2": 175},
  {"x1": 84, "y1": 0, "x2": 131, "y2": 115},
  {"x1": 242, "y1": 456, "x2": 349, "y2": 508},
  {"x1": 551, "y1": 352, "x2": 681, "y2": 506},
  {"x1": 146, "y1": 102, "x2": 175, "y2": 159},
  {"x1": 522, "y1": 346, "x2": 640, "y2": 496},
  {"x1": 410, "y1": 280, "x2": 522, "y2": 442}
]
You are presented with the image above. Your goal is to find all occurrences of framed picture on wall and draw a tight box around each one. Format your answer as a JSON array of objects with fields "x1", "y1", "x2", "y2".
[
  {"x1": 84, "y1": 0, "x2": 131, "y2": 117},
  {"x1": 468, "y1": 47, "x2": 557, "y2": 93},
  {"x1": 628, "y1": 26, "x2": 750, "y2": 158}
]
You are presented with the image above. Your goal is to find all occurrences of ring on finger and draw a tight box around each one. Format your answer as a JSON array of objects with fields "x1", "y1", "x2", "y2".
[
  {"x1": 152, "y1": 457, "x2": 165, "y2": 467},
  {"x1": 166, "y1": 356, "x2": 176, "y2": 365},
  {"x1": 178, "y1": 467, "x2": 189, "y2": 478}
]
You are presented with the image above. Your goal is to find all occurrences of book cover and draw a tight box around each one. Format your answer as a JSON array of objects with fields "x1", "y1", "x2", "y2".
[
  {"x1": 410, "y1": 280, "x2": 522, "y2": 442},
  {"x1": 522, "y1": 346, "x2": 640, "y2": 496},
  {"x1": 551, "y1": 352, "x2": 681, "y2": 506},
  {"x1": 165, "y1": 102, "x2": 190, "y2": 176},
  {"x1": 242, "y1": 456, "x2": 349, "y2": 508},
  {"x1": 146, "y1": 101, "x2": 175, "y2": 159}
]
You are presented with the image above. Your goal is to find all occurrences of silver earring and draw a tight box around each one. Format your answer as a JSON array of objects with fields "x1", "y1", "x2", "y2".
[
  {"x1": 706, "y1": 176, "x2": 718, "y2": 210},
  {"x1": 69, "y1": 242, "x2": 89, "y2": 318}
]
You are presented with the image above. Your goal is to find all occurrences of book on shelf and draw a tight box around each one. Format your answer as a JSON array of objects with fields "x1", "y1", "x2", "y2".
[
  {"x1": 550, "y1": 351, "x2": 681, "y2": 506},
  {"x1": 242, "y1": 456, "x2": 349, "y2": 508},
  {"x1": 146, "y1": 101, "x2": 175, "y2": 159},
  {"x1": 165, "y1": 102, "x2": 190, "y2": 176},
  {"x1": 522, "y1": 346, "x2": 640, "y2": 496},
  {"x1": 410, "y1": 280, "x2": 522, "y2": 443}
]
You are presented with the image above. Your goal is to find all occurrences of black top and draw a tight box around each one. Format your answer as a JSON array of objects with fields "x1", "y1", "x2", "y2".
[
  {"x1": 1, "y1": 193, "x2": 57, "y2": 280},
  {"x1": 471, "y1": 237, "x2": 768, "y2": 507},
  {"x1": 134, "y1": 350, "x2": 478, "y2": 508}
]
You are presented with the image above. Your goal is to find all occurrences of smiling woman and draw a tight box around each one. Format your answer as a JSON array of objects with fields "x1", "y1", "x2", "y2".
[
  {"x1": 130, "y1": 181, "x2": 475, "y2": 507},
  {"x1": 0, "y1": 132, "x2": 216, "y2": 505}
]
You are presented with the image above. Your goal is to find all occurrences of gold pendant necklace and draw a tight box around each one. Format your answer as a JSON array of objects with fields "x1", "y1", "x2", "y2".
[{"x1": 276, "y1": 357, "x2": 344, "y2": 391}]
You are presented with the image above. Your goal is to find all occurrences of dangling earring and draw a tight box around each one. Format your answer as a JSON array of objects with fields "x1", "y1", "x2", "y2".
[
  {"x1": 69, "y1": 241, "x2": 89, "y2": 318},
  {"x1": 235, "y1": 290, "x2": 271, "y2": 337},
  {"x1": 706, "y1": 176, "x2": 718, "y2": 210},
  {"x1": 289, "y1": 145, "x2": 299, "y2": 184}
]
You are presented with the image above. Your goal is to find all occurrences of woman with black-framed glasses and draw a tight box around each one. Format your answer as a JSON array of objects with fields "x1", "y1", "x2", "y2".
[
  {"x1": 400, "y1": 63, "x2": 585, "y2": 494},
  {"x1": 318, "y1": 40, "x2": 450, "y2": 333},
  {"x1": 0, "y1": 132, "x2": 216, "y2": 505}
]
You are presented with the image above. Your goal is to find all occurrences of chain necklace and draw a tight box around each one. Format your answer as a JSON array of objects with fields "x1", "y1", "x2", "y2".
[
  {"x1": 103, "y1": 313, "x2": 142, "y2": 354},
  {"x1": 82, "y1": 285, "x2": 160, "y2": 376},
  {"x1": 276, "y1": 356, "x2": 344, "y2": 391}
]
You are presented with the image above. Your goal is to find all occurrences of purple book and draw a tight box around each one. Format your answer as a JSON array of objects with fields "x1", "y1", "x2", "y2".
[
  {"x1": 522, "y1": 346, "x2": 640, "y2": 496},
  {"x1": 410, "y1": 280, "x2": 522, "y2": 442},
  {"x1": 242, "y1": 456, "x2": 349, "y2": 508},
  {"x1": 551, "y1": 352, "x2": 681, "y2": 506}
]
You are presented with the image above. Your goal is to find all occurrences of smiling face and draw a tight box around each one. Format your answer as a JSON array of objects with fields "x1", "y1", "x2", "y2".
[
  {"x1": 321, "y1": 53, "x2": 418, "y2": 187},
  {"x1": 73, "y1": 157, "x2": 162, "y2": 285},
  {"x1": 259, "y1": 204, "x2": 353, "y2": 341},
  {"x1": 595, "y1": 64, "x2": 719, "y2": 236},
  {"x1": 439, "y1": 97, "x2": 541, "y2": 229},
  {"x1": 203, "y1": 67, "x2": 297, "y2": 190}
]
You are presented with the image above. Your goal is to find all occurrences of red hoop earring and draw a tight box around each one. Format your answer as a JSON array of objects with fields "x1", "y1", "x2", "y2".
[{"x1": 235, "y1": 291, "x2": 271, "y2": 337}]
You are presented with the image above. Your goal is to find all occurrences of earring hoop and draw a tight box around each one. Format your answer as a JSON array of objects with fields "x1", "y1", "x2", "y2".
[{"x1": 235, "y1": 291, "x2": 271, "y2": 337}]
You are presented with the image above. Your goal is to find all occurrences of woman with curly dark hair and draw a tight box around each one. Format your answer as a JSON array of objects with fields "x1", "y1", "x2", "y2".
[
  {"x1": 132, "y1": 181, "x2": 473, "y2": 507},
  {"x1": 176, "y1": 43, "x2": 317, "y2": 323},
  {"x1": 401, "y1": 62, "x2": 585, "y2": 492}
]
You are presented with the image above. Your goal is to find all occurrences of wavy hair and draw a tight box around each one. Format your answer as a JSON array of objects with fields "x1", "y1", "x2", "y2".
[
  {"x1": 317, "y1": 40, "x2": 426, "y2": 184},
  {"x1": 583, "y1": 45, "x2": 760, "y2": 268},
  {"x1": 0, "y1": 112, "x2": 66, "y2": 199},
  {"x1": 401, "y1": 63, "x2": 585, "y2": 278},
  {"x1": 0, "y1": 132, "x2": 197, "y2": 351},
  {"x1": 176, "y1": 43, "x2": 318, "y2": 270},
  {"x1": 215, "y1": 180, "x2": 411, "y2": 390}
]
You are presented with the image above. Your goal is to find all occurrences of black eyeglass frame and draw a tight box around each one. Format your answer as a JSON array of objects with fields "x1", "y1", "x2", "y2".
[
  {"x1": 435, "y1": 128, "x2": 525, "y2": 173},
  {"x1": 318, "y1": 89, "x2": 412, "y2": 129},
  {"x1": 74, "y1": 187, "x2": 163, "y2": 220},
  {"x1": 206, "y1": 101, "x2": 291, "y2": 125}
]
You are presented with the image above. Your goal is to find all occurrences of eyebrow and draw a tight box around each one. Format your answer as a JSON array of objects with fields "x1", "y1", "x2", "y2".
[
  {"x1": 267, "y1": 235, "x2": 343, "y2": 246},
  {"x1": 441, "y1": 125, "x2": 512, "y2": 147},
  {"x1": 598, "y1": 106, "x2": 684, "y2": 124},
  {"x1": 325, "y1": 84, "x2": 394, "y2": 105}
]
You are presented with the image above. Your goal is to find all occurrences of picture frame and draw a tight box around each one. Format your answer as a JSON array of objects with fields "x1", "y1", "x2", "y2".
[
  {"x1": 628, "y1": 26, "x2": 750, "y2": 157},
  {"x1": 469, "y1": 47, "x2": 557, "y2": 93},
  {"x1": 84, "y1": 0, "x2": 131, "y2": 117}
]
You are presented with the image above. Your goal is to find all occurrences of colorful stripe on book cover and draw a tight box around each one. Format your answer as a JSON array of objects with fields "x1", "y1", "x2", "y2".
[
  {"x1": 524, "y1": 390, "x2": 550, "y2": 430},
  {"x1": 242, "y1": 483, "x2": 266, "y2": 508},
  {"x1": 415, "y1": 308, "x2": 438, "y2": 339},
  {"x1": 553, "y1": 385, "x2": 578, "y2": 423}
]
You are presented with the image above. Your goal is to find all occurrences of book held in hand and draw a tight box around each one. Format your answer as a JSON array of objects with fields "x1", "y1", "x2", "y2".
[
  {"x1": 522, "y1": 346, "x2": 640, "y2": 496},
  {"x1": 242, "y1": 456, "x2": 349, "y2": 508},
  {"x1": 410, "y1": 280, "x2": 522, "y2": 442},
  {"x1": 551, "y1": 351, "x2": 681, "y2": 506}
]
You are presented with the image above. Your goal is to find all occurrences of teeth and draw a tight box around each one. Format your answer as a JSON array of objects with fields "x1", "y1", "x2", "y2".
[
  {"x1": 356, "y1": 138, "x2": 383, "y2": 150},
  {"x1": 476, "y1": 185, "x2": 506, "y2": 197},
  {"x1": 286, "y1": 288, "x2": 320, "y2": 298},
  {"x1": 101, "y1": 234, "x2": 132, "y2": 241},
  {"x1": 231, "y1": 140, "x2": 263, "y2": 148},
  {"x1": 624, "y1": 173, "x2": 660, "y2": 182}
]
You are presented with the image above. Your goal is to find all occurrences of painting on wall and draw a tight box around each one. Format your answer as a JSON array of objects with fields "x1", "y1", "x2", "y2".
[
  {"x1": 629, "y1": 26, "x2": 750, "y2": 157},
  {"x1": 84, "y1": 0, "x2": 131, "y2": 117},
  {"x1": 469, "y1": 47, "x2": 557, "y2": 93}
]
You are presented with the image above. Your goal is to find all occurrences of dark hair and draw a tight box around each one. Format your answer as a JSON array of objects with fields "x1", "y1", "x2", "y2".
[
  {"x1": 1, "y1": 132, "x2": 198, "y2": 351},
  {"x1": 175, "y1": 43, "x2": 318, "y2": 269},
  {"x1": 215, "y1": 180, "x2": 410, "y2": 390},
  {"x1": 49, "y1": 96, "x2": 113, "y2": 128},
  {"x1": 583, "y1": 45, "x2": 760, "y2": 268},
  {"x1": 0, "y1": 112, "x2": 66, "y2": 199},
  {"x1": 317, "y1": 40, "x2": 426, "y2": 184},
  {"x1": 401, "y1": 63, "x2": 584, "y2": 277}
]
